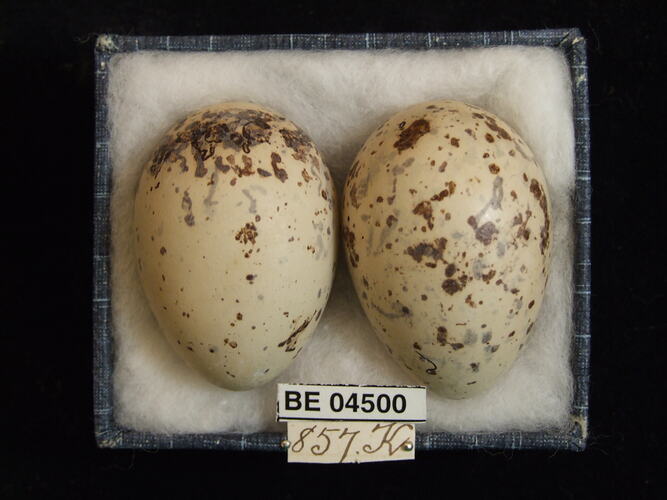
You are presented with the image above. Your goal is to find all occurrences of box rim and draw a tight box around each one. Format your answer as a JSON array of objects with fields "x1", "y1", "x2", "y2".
[{"x1": 92, "y1": 29, "x2": 591, "y2": 451}]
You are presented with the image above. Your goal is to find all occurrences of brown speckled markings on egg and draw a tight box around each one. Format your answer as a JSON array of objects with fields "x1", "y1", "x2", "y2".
[
  {"x1": 134, "y1": 102, "x2": 338, "y2": 391},
  {"x1": 342, "y1": 100, "x2": 551, "y2": 399}
]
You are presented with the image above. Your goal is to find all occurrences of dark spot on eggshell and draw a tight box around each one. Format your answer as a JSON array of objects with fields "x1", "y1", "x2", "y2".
[
  {"x1": 530, "y1": 179, "x2": 543, "y2": 200},
  {"x1": 257, "y1": 168, "x2": 271, "y2": 177},
  {"x1": 371, "y1": 301, "x2": 411, "y2": 319},
  {"x1": 413, "y1": 201, "x2": 434, "y2": 230},
  {"x1": 181, "y1": 191, "x2": 192, "y2": 211},
  {"x1": 485, "y1": 133, "x2": 495, "y2": 143},
  {"x1": 528, "y1": 299, "x2": 535, "y2": 309},
  {"x1": 280, "y1": 127, "x2": 313, "y2": 162},
  {"x1": 466, "y1": 332, "x2": 479, "y2": 346},
  {"x1": 416, "y1": 350, "x2": 438, "y2": 375},
  {"x1": 224, "y1": 155, "x2": 254, "y2": 177},
  {"x1": 484, "y1": 116, "x2": 512, "y2": 141},
  {"x1": 235, "y1": 222, "x2": 258, "y2": 245},
  {"x1": 442, "y1": 279, "x2": 461, "y2": 295},
  {"x1": 450, "y1": 137, "x2": 460, "y2": 147},
  {"x1": 302, "y1": 169, "x2": 313, "y2": 182},
  {"x1": 150, "y1": 108, "x2": 276, "y2": 179},
  {"x1": 193, "y1": 151, "x2": 208, "y2": 178},
  {"x1": 278, "y1": 315, "x2": 312, "y2": 352},
  {"x1": 148, "y1": 140, "x2": 188, "y2": 178},
  {"x1": 530, "y1": 178, "x2": 551, "y2": 255},
  {"x1": 348, "y1": 184, "x2": 361, "y2": 209},
  {"x1": 386, "y1": 214, "x2": 398, "y2": 227},
  {"x1": 405, "y1": 237, "x2": 447, "y2": 266},
  {"x1": 514, "y1": 209, "x2": 532, "y2": 240},
  {"x1": 467, "y1": 216, "x2": 498, "y2": 246},
  {"x1": 445, "y1": 263, "x2": 456, "y2": 277},
  {"x1": 160, "y1": 247, "x2": 167, "y2": 255},
  {"x1": 488, "y1": 163, "x2": 500, "y2": 174},
  {"x1": 348, "y1": 160, "x2": 361, "y2": 180},
  {"x1": 270, "y1": 152, "x2": 288, "y2": 182},
  {"x1": 413, "y1": 342, "x2": 422, "y2": 350},
  {"x1": 342, "y1": 225, "x2": 360, "y2": 267},
  {"x1": 429, "y1": 190, "x2": 445, "y2": 203},
  {"x1": 481, "y1": 269, "x2": 496, "y2": 283},
  {"x1": 394, "y1": 119, "x2": 430, "y2": 152}
]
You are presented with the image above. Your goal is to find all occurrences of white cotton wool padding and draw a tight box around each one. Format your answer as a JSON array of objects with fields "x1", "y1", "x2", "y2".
[{"x1": 108, "y1": 47, "x2": 575, "y2": 434}]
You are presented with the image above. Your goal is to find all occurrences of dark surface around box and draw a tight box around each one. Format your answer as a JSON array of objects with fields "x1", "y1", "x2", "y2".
[{"x1": 93, "y1": 30, "x2": 591, "y2": 451}]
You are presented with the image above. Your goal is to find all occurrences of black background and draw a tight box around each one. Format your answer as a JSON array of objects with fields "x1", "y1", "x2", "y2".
[{"x1": 2, "y1": 0, "x2": 665, "y2": 498}]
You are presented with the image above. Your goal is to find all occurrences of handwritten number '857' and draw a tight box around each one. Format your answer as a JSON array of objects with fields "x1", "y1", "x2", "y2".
[
  {"x1": 329, "y1": 393, "x2": 406, "y2": 413},
  {"x1": 291, "y1": 423, "x2": 413, "y2": 463}
]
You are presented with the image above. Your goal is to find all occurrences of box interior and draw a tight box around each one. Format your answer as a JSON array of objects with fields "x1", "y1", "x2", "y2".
[{"x1": 108, "y1": 46, "x2": 575, "y2": 434}]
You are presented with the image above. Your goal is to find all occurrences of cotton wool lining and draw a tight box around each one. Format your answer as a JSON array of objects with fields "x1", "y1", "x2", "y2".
[{"x1": 108, "y1": 47, "x2": 575, "y2": 434}]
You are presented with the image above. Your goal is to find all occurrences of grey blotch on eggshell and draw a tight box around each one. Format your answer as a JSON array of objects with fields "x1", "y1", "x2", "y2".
[
  {"x1": 342, "y1": 99, "x2": 552, "y2": 399},
  {"x1": 134, "y1": 101, "x2": 338, "y2": 391}
]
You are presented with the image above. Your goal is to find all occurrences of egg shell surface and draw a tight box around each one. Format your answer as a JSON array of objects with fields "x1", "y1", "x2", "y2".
[
  {"x1": 342, "y1": 100, "x2": 551, "y2": 399},
  {"x1": 134, "y1": 101, "x2": 337, "y2": 391}
]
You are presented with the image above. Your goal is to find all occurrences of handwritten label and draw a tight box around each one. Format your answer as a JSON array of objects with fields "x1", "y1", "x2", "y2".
[
  {"x1": 277, "y1": 384, "x2": 426, "y2": 422},
  {"x1": 286, "y1": 420, "x2": 416, "y2": 463}
]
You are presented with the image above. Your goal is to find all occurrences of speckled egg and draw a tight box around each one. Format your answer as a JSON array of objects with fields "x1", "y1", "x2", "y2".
[
  {"x1": 134, "y1": 102, "x2": 337, "y2": 391},
  {"x1": 342, "y1": 100, "x2": 551, "y2": 399}
]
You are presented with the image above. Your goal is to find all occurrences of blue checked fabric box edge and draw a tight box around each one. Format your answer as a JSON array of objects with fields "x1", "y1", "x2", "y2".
[{"x1": 93, "y1": 30, "x2": 591, "y2": 451}]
